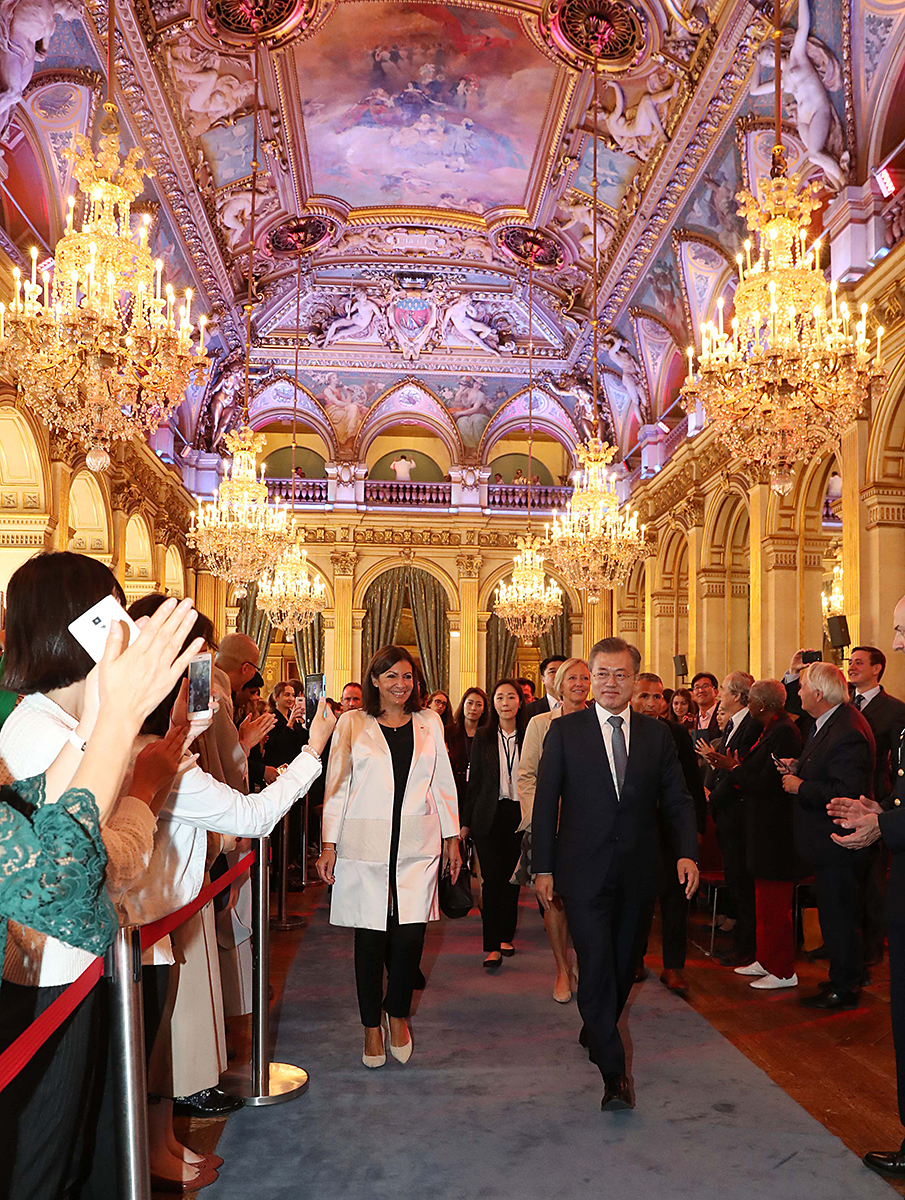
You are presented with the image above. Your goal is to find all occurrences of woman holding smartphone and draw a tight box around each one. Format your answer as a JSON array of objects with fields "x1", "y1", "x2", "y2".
[{"x1": 316, "y1": 646, "x2": 460, "y2": 1068}]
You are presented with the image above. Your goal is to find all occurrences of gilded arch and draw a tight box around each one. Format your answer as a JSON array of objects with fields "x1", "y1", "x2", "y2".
[
  {"x1": 353, "y1": 556, "x2": 459, "y2": 610},
  {"x1": 478, "y1": 388, "x2": 580, "y2": 464},
  {"x1": 353, "y1": 381, "x2": 464, "y2": 464}
]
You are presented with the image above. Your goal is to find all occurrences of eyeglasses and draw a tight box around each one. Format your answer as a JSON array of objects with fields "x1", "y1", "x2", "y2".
[
  {"x1": 591, "y1": 670, "x2": 635, "y2": 683},
  {"x1": 692, "y1": 684, "x2": 713, "y2": 693}
]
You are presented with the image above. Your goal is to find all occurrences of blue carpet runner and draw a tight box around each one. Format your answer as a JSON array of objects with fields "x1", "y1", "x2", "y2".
[{"x1": 212, "y1": 895, "x2": 893, "y2": 1199}]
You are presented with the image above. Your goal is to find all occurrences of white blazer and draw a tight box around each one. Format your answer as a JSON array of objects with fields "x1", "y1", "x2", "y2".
[{"x1": 322, "y1": 708, "x2": 459, "y2": 930}]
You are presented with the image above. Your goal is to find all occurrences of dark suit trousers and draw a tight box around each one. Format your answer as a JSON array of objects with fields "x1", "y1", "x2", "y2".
[
  {"x1": 889, "y1": 916, "x2": 905, "y2": 1128},
  {"x1": 862, "y1": 843, "x2": 888, "y2": 962},
  {"x1": 714, "y1": 803, "x2": 756, "y2": 960},
  {"x1": 815, "y1": 858, "x2": 869, "y2": 994},
  {"x1": 474, "y1": 799, "x2": 523, "y2": 953},
  {"x1": 564, "y1": 877, "x2": 655, "y2": 1078}
]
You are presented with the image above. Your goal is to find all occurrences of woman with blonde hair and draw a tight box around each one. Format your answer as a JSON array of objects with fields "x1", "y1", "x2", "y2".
[{"x1": 517, "y1": 657, "x2": 589, "y2": 1001}]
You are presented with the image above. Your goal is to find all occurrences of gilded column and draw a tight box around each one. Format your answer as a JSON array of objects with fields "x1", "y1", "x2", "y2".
[
  {"x1": 839, "y1": 415, "x2": 870, "y2": 647},
  {"x1": 456, "y1": 553, "x2": 482, "y2": 696},
  {"x1": 47, "y1": 432, "x2": 83, "y2": 552},
  {"x1": 748, "y1": 482, "x2": 769, "y2": 678},
  {"x1": 330, "y1": 549, "x2": 357, "y2": 701},
  {"x1": 683, "y1": 497, "x2": 705, "y2": 675},
  {"x1": 581, "y1": 590, "x2": 612, "y2": 657},
  {"x1": 193, "y1": 570, "x2": 227, "y2": 639}
]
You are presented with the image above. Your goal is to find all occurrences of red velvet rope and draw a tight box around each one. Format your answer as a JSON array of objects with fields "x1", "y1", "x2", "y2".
[{"x1": 0, "y1": 848, "x2": 257, "y2": 1092}]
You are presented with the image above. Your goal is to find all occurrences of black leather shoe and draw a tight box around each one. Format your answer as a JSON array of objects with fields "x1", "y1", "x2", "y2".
[
  {"x1": 716, "y1": 949, "x2": 757, "y2": 968},
  {"x1": 818, "y1": 969, "x2": 870, "y2": 991},
  {"x1": 413, "y1": 969, "x2": 427, "y2": 990},
  {"x1": 172, "y1": 1087, "x2": 244, "y2": 1117},
  {"x1": 805, "y1": 944, "x2": 830, "y2": 961},
  {"x1": 601, "y1": 1074, "x2": 634, "y2": 1111},
  {"x1": 578, "y1": 1026, "x2": 589, "y2": 1048},
  {"x1": 799, "y1": 989, "x2": 859, "y2": 1010},
  {"x1": 864, "y1": 1142, "x2": 905, "y2": 1177},
  {"x1": 482, "y1": 954, "x2": 502, "y2": 969}
]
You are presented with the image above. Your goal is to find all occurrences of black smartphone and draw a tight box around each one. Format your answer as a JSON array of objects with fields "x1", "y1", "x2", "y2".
[
  {"x1": 802, "y1": 650, "x2": 823, "y2": 664},
  {"x1": 305, "y1": 673, "x2": 327, "y2": 726}
]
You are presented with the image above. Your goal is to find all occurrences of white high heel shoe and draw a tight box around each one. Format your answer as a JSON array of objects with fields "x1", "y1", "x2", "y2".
[
  {"x1": 362, "y1": 1028, "x2": 386, "y2": 1068},
  {"x1": 385, "y1": 1016, "x2": 413, "y2": 1064}
]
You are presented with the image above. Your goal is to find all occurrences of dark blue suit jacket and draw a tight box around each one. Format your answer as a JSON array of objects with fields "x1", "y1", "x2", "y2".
[{"x1": 533, "y1": 706, "x2": 698, "y2": 901}]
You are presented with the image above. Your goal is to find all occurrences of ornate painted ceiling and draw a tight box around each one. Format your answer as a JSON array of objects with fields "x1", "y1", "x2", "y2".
[{"x1": 0, "y1": 0, "x2": 903, "y2": 472}]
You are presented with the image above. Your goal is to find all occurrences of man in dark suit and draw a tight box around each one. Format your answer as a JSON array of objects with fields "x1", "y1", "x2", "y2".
[
  {"x1": 525, "y1": 655, "x2": 566, "y2": 719},
  {"x1": 534, "y1": 637, "x2": 699, "y2": 1111},
  {"x1": 848, "y1": 646, "x2": 905, "y2": 968},
  {"x1": 779, "y1": 661, "x2": 876, "y2": 1008},
  {"x1": 828, "y1": 595, "x2": 905, "y2": 1177},
  {"x1": 699, "y1": 672, "x2": 761, "y2": 966},
  {"x1": 631, "y1": 672, "x2": 705, "y2": 994}
]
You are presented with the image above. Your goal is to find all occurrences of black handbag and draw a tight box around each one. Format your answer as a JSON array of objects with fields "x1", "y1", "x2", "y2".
[{"x1": 439, "y1": 839, "x2": 473, "y2": 919}]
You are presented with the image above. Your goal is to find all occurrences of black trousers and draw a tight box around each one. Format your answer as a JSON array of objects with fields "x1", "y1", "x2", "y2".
[
  {"x1": 0, "y1": 979, "x2": 105, "y2": 1200},
  {"x1": 889, "y1": 915, "x2": 905, "y2": 1128},
  {"x1": 659, "y1": 874, "x2": 688, "y2": 970},
  {"x1": 714, "y1": 804, "x2": 756, "y2": 960},
  {"x1": 474, "y1": 799, "x2": 523, "y2": 953},
  {"x1": 862, "y1": 843, "x2": 887, "y2": 963},
  {"x1": 815, "y1": 858, "x2": 868, "y2": 994},
  {"x1": 354, "y1": 913, "x2": 426, "y2": 1027},
  {"x1": 71, "y1": 965, "x2": 170, "y2": 1200},
  {"x1": 563, "y1": 879, "x2": 655, "y2": 1079}
]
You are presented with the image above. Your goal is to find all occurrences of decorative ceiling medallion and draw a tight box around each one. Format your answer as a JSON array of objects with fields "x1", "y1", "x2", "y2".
[
  {"x1": 540, "y1": 0, "x2": 645, "y2": 72},
  {"x1": 203, "y1": 0, "x2": 323, "y2": 49},
  {"x1": 497, "y1": 227, "x2": 564, "y2": 269},
  {"x1": 267, "y1": 215, "x2": 335, "y2": 256}
]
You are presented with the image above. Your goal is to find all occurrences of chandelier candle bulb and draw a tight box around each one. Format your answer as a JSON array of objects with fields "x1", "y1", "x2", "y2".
[
  {"x1": 877, "y1": 326, "x2": 884, "y2": 366},
  {"x1": 155, "y1": 259, "x2": 162, "y2": 302}
]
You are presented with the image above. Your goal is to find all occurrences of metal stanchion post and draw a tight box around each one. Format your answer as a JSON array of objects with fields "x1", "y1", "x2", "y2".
[
  {"x1": 299, "y1": 793, "x2": 309, "y2": 887},
  {"x1": 271, "y1": 811, "x2": 306, "y2": 931},
  {"x1": 229, "y1": 836, "x2": 309, "y2": 1106},
  {"x1": 110, "y1": 925, "x2": 151, "y2": 1200}
]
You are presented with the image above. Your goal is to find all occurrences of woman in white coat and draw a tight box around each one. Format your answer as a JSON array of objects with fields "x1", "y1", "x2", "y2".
[{"x1": 316, "y1": 645, "x2": 461, "y2": 1068}]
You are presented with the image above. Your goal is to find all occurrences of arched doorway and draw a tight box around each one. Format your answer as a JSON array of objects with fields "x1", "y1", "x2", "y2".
[{"x1": 361, "y1": 566, "x2": 450, "y2": 692}]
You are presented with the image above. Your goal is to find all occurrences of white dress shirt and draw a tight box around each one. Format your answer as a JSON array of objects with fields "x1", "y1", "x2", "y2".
[
  {"x1": 498, "y1": 729, "x2": 519, "y2": 799},
  {"x1": 725, "y1": 708, "x2": 747, "y2": 744},
  {"x1": 854, "y1": 686, "x2": 881, "y2": 711},
  {"x1": 813, "y1": 703, "x2": 841, "y2": 735},
  {"x1": 545, "y1": 693, "x2": 560, "y2": 712},
  {"x1": 595, "y1": 702, "x2": 632, "y2": 797}
]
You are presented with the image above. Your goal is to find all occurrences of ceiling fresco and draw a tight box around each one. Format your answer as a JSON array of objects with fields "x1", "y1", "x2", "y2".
[
  {"x1": 0, "y1": 0, "x2": 902, "y2": 473},
  {"x1": 288, "y1": 2, "x2": 559, "y2": 210}
]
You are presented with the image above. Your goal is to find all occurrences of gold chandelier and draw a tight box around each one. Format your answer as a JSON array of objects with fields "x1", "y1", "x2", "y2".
[
  {"x1": 189, "y1": 424, "x2": 288, "y2": 592},
  {"x1": 187, "y1": 33, "x2": 287, "y2": 592},
  {"x1": 822, "y1": 556, "x2": 844, "y2": 627},
  {"x1": 0, "y1": 1, "x2": 205, "y2": 472},
  {"x1": 495, "y1": 534, "x2": 563, "y2": 644},
  {"x1": 256, "y1": 243, "x2": 327, "y2": 633},
  {"x1": 680, "y1": 0, "x2": 884, "y2": 496},
  {"x1": 258, "y1": 541, "x2": 327, "y2": 634},
  {"x1": 545, "y1": 25, "x2": 647, "y2": 601},
  {"x1": 547, "y1": 438, "x2": 646, "y2": 602},
  {"x1": 492, "y1": 232, "x2": 562, "y2": 643}
]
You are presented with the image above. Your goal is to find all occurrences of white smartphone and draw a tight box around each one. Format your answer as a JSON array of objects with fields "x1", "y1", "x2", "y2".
[
  {"x1": 187, "y1": 652, "x2": 213, "y2": 719},
  {"x1": 68, "y1": 595, "x2": 140, "y2": 663}
]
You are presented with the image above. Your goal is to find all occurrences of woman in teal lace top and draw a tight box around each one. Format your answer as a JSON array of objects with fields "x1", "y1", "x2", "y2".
[{"x1": 0, "y1": 775, "x2": 117, "y2": 965}]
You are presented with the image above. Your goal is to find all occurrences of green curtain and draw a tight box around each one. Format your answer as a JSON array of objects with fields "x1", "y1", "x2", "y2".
[
  {"x1": 486, "y1": 612, "x2": 517, "y2": 687},
  {"x1": 236, "y1": 583, "x2": 273, "y2": 669},
  {"x1": 361, "y1": 568, "x2": 407, "y2": 677},
  {"x1": 293, "y1": 613, "x2": 324, "y2": 680},
  {"x1": 406, "y1": 567, "x2": 449, "y2": 693},
  {"x1": 538, "y1": 595, "x2": 572, "y2": 661}
]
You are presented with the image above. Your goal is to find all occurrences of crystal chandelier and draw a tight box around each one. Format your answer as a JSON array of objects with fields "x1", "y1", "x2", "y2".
[
  {"x1": 821, "y1": 557, "x2": 844, "y2": 628},
  {"x1": 680, "y1": 0, "x2": 884, "y2": 496},
  {"x1": 256, "y1": 243, "x2": 327, "y2": 633},
  {"x1": 547, "y1": 437, "x2": 646, "y2": 602},
  {"x1": 492, "y1": 232, "x2": 562, "y2": 643},
  {"x1": 545, "y1": 24, "x2": 647, "y2": 601},
  {"x1": 187, "y1": 32, "x2": 287, "y2": 592},
  {"x1": 258, "y1": 541, "x2": 327, "y2": 633},
  {"x1": 495, "y1": 535, "x2": 563, "y2": 644},
  {"x1": 0, "y1": 0, "x2": 206, "y2": 472},
  {"x1": 189, "y1": 425, "x2": 287, "y2": 592}
]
